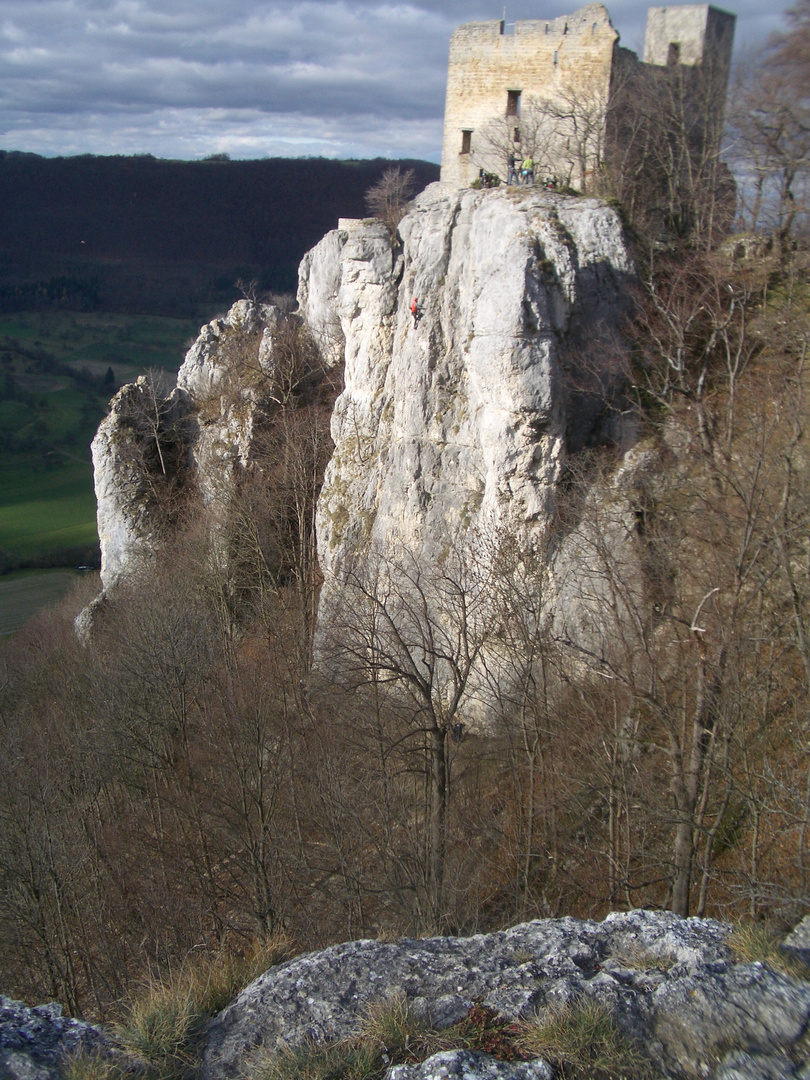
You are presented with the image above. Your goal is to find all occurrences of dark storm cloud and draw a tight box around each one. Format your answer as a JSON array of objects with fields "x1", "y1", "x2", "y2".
[{"x1": 0, "y1": 0, "x2": 791, "y2": 160}]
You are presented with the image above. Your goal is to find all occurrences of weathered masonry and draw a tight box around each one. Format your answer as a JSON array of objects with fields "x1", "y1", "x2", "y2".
[{"x1": 440, "y1": 2, "x2": 735, "y2": 190}]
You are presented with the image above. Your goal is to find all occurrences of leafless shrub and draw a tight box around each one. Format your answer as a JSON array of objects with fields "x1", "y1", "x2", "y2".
[{"x1": 364, "y1": 167, "x2": 416, "y2": 235}]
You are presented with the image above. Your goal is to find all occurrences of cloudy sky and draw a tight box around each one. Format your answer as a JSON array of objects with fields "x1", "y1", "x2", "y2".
[{"x1": 0, "y1": 0, "x2": 790, "y2": 163}]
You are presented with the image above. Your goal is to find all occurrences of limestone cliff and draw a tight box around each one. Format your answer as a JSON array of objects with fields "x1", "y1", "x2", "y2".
[
  {"x1": 91, "y1": 300, "x2": 300, "y2": 592},
  {"x1": 297, "y1": 183, "x2": 634, "y2": 650},
  {"x1": 88, "y1": 183, "x2": 635, "y2": 640}
]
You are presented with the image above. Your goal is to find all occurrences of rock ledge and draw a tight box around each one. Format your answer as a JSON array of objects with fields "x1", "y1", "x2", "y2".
[{"x1": 199, "y1": 911, "x2": 810, "y2": 1080}]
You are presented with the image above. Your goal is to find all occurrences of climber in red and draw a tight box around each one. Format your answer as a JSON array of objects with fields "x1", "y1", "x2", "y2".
[{"x1": 411, "y1": 296, "x2": 420, "y2": 328}]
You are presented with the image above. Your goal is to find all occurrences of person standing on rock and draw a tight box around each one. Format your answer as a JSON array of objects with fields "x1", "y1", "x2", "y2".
[
  {"x1": 522, "y1": 155, "x2": 534, "y2": 185},
  {"x1": 507, "y1": 150, "x2": 519, "y2": 185}
]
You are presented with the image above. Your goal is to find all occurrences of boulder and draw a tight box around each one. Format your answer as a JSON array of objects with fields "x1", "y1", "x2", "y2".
[
  {"x1": 198, "y1": 911, "x2": 810, "y2": 1080},
  {"x1": 0, "y1": 996, "x2": 112, "y2": 1080}
]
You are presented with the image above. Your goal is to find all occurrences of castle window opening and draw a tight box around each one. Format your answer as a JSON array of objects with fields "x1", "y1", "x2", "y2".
[
  {"x1": 461, "y1": 129, "x2": 472, "y2": 154},
  {"x1": 592, "y1": 21, "x2": 598, "y2": 32},
  {"x1": 506, "y1": 90, "x2": 521, "y2": 116},
  {"x1": 513, "y1": 127, "x2": 520, "y2": 142},
  {"x1": 667, "y1": 41, "x2": 681, "y2": 65},
  {"x1": 554, "y1": 50, "x2": 558, "y2": 64}
]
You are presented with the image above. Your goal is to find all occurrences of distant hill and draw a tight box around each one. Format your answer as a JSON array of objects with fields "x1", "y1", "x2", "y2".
[{"x1": 0, "y1": 152, "x2": 440, "y2": 318}]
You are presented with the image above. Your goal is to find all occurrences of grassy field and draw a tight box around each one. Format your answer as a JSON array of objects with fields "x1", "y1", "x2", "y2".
[
  {"x1": 0, "y1": 309, "x2": 201, "y2": 380},
  {"x1": 0, "y1": 463, "x2": 98, "y2": 559},
  {"x1": 0, "y1": 568, "x2": 93, "y2": 636},
  {"x1": 0, "y1": 308, "x2": 201, "y2": 569}
]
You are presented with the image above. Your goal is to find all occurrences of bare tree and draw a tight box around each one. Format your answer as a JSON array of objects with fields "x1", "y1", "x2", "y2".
[
  {"x1": 321, "y1": 540, "x2": 499, "y2": 929},
  {"x1": 729, "y1": 3, "x2": 810, "y2": 252},
  {"x1": 606, "y1": 53, "x2": 735, "y2": 249},
  {"x1": 539, "y1": 82, "x2": 613, "y2": 193},
  {"x1": 111, "y1": 371, "x2": 191, "y2": 529},
  {"x1": 364, "y1": 167, "x2": 416, "y2": 235}
]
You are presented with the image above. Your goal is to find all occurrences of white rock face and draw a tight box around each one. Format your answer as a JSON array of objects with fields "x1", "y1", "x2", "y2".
[
  {"x1": 92, "y1": 300, "x2": 284, "y2": 591},
  {"x1": 92, "y1": 376, "x2": 189, "y2": 588},
  {"x1": 90, "y1": 184, "x2": 636, "y2": 638},
  {"x1": 176, "y1": 299, "x2": 278, "y2": 509},
  {"x1": 297, "y1": 183, "x2": 634, "y2": 633}
]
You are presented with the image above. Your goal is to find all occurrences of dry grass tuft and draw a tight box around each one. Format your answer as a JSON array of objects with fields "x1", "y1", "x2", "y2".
[
  {"x1": 62, "y1": 1049, "x2": 131, "y2": 1080},
  {"x1": 517, "y1": 999, "x2": 650, "y2": 1080},
  {"x1": 248, "y1": 1038, "x2": 382, "y2": 1080},
  {"x1": 357, "y1": 993, "x2": 434, "y2": 1056},
  {"x1": 246, "y1": 998, "x2": 533, "y2": 1080},
  {"x1": 728, "y1": 922, "x2": 810, "y2": 980},
  {"x1": 105, "y1": 935, "x2": 296, "y2": 1080}
]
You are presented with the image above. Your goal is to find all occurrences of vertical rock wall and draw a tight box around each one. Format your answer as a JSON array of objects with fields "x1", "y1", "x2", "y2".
[
  {"x1": 298, "y1": 182, "x2": 634, "y2": 631},
  {"x1": 87, "y1": 183, "x2": 636, "y2": 656}
]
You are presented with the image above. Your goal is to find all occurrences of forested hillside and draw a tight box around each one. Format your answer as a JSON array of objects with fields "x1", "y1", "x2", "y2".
[
  {"x1": 2, "y1": 234, "x2": 807, "y2": 1021},
  {"x1": 0, "y1": 154, "x2": 439, "y2": 317}
]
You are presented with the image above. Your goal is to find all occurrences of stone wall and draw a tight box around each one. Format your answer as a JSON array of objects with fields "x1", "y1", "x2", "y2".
[
  {"x1": 439, "y1": 2, "x2": 736, "y2": 191},
  {"x1": 440, "y1": 4, "x2": 617, "y2": 188}
]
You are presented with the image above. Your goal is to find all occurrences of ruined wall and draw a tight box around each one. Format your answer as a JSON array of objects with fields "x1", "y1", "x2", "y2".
[
  {"x1": 440, "y1": 4, "x2": 617, "y2": 188},
  {"x1": 440, "y1": 2, "x2": 736, "y2": 190},
  {"x1": 643, "y1": 4, "x2": 735, "y2": 68}
]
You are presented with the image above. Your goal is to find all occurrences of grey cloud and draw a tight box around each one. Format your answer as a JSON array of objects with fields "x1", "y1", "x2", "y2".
[
  {"x1": 1, "y1": 104, "x2": 444, "y2": 160},
  {"x1": 0, "y1": 0, "x2": 794, "y2": 161}
]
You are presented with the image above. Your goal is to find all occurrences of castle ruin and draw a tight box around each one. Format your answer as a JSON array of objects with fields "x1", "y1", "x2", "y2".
[{"x1": 440, "y1": 3, "x2": 735, "y2": 192}]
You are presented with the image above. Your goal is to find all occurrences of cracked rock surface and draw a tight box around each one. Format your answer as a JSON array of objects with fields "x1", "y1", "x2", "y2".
[
  {"x1": 86, "y1": 183, "x2": 638, "y2": 660},
  {"x1": 388, "y1": 1050, "x2": 554, "y2": 1080},
  {"x1": 198, "y1": 911, "x2": 810, "y2": 1080},
  {"x1": 0, "y1": 996, "x2": 112, "y2": 1080},
  {"x1": 4, "y1": 913, "x2": 808, "y2": 1080},
  {"x1": 298, "y1": 184, "x2": 635, "y2": 644}
]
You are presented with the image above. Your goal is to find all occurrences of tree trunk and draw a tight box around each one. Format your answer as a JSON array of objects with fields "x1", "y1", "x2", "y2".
[{"x1": 427, "y1": 724, "x2": 448, "y2": 928}]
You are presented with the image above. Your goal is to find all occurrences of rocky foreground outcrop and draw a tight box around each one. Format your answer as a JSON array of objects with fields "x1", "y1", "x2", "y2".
[
  {"x1": 199, "y1": 911, "x2": 810, "y2": 1080},
  {"x1": 0, "y1": 995, "x2": 112, "y2": 1080},
  {"x1": 4, "y1": 912, "x2": 810, "y2": 1080}
]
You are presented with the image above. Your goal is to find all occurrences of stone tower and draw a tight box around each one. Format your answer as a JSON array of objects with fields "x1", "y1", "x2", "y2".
[
  {"x1": 439, "y1": 2, "x2": 735, "y2": 190},
  {"x1": 644, "y1": 4, "x2": 735, "y2": 70}
]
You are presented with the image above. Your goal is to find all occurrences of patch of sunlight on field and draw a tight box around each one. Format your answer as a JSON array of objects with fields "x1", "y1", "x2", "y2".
[{"x1": 0, "y1": 466, "x2": 98, "y2": 558}]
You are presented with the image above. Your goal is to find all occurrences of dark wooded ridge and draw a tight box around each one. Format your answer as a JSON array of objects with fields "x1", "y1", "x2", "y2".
[{"x1": 0, "y1": 153, "x2": 439, "y2": 317}]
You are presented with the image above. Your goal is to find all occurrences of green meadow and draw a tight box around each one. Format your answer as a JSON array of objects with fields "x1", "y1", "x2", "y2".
[
  {"x1": 0, "y1": 309, "x2": 200, "y2": 385},
  {"x1": 0, "y1": 463, "x2": 98, "y2": 560}
]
